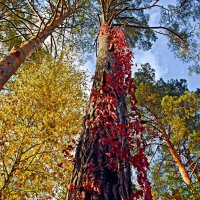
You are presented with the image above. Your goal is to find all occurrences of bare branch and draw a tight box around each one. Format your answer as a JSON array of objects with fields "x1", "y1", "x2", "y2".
[
  {"x1": 107, "y1": 0, "x2": 116, "y2": 9},
  {"x1": 0, "y1": 153, "x2": 9, "y2": 178},
  {"x1": 1, "y1": 35, "x2": 30, "y2": 43},
  {"x1": 188, "y1": 156, "x2": 200, "y2": 169},
  {"x1": 36, "y1": 21, "x2": 43, "y2": 38},
  {"x1": 0, "y1": 17, "x2": 27, "y2": 41},
  {"x1": 113, "y1": 0, "x2": 161, "y2": 19},
  {"x1": 19, "y1": 19, "x2": 35, "y2": 36},
  {"x1": 113, "y1": 23, "x2": 184, "y2": 41},
  {"x1": 52, "y1": 34, "x2": 58, "y2": 59},
  {"x1": 46, "y1": 0, "x2": 54, "y2": 13},
  {"x1": 190, "y1": 162, "x2": 197, "y2": 178},
  {"x1": 99, "y1": 0, "x2": 106, "y2": 21},
  {"x1": 96, "y1": 13, "x2": 102, "y2": 26},
  {"x1": 26, "y1": 0, "x2": 45, "y2": 25},
  {"x1": 0, "y1": 2, "x2": 40, "y2": 29},
  {"x1": 52, "y1": 0, "x2": 62, "y2": 23},
  {"x1": 22, "y1": 143, "x2": 42, "y2": 155}
]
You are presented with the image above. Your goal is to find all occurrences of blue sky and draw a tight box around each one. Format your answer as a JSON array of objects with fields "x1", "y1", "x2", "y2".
[
  {"x1": 133, "y1": 0, "x2": 200, "y2": 91},
  {"x1": 84, "y1": 0, "x2": 200, "y2": 91},
  {"x1": 84, "y1": 38, "x2": 200, "y2": 91},
  {"x1": 134, "y1": 35, "x2": 200, "y2": 91}
]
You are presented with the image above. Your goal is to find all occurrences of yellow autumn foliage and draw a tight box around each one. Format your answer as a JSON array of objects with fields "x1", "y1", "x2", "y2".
[
  {"x1": 161, "y1": 92, "x2": 199, "y2": 143},
  {"x1": 136, "y1": 83, "x2": 199, "y2": 145},
  {"x1": 0, "y1": 51, "x2": 87, "y2": 199},
  {"x1": 135, "y1": 83, "x2": 163, "y2": 116}
]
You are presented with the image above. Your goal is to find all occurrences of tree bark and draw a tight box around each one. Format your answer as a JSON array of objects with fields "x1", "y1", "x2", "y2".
[
  {"x1": 161, "y1": 130, "x2": 191, "y2": 185},
  {"x1": 67, "y1": 24, "x2": 132, "y2": 200},
  {"x1": 0, "y1": 10, "x2": 74, "y2": 90}
]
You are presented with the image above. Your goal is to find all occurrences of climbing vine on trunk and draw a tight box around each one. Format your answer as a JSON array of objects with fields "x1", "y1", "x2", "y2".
[{"x1": 68, "y1": 24, "x2": 152, "y2": 200}]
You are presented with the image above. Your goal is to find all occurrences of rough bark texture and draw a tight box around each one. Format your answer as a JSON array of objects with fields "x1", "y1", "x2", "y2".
[
  {"x1": 0, "y1": 11, "x2": 73, "y2": 90},
  {"x1": 67, "y1": 27, "x2": 132, "y2": 200}
]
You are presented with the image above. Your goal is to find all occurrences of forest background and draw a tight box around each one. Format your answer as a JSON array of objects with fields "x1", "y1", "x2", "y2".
[{"x1": 0, "y1": 0, "x2": 199, "y2": 200}]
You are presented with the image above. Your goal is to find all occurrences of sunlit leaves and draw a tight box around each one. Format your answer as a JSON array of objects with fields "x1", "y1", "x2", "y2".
[
  {"x1": 0, "y1": 50, "x2": 87, "y2": 199},
  {"x1": 161, "y1": 92, "x2": 199, "y2": 143},
  {"x1": 134, "y1": 64, "x2": 200, "y2": 198}
]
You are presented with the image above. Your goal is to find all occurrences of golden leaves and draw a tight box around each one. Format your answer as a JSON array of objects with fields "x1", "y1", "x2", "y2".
[
  {"x1": 0, "y1": 51, "x2": 87, "y2": 199},
  {"x1": 136, "y1": 82, "x2": 199, "y2": 144},
  {"x1": 161, "y1": 92, "x2": 199, "y2": 143}
]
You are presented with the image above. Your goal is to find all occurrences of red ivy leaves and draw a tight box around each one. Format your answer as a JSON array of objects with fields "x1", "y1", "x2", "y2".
[
  {"x1": 106, "y1": 75, "x2": 113, "y2": 83},
  {"x1": 57, "y1": 162, "x2": 63, "y2": 168},
  {"x1": 80, "y1": 23, "x2": 152, "y2": 200},
  {"x1": 107, "y1": 25, "x2": 152, "y2": 200},
  {"x1": 67, "y1": 183, "x2": 76, "y2": 191},
  {"x1": 109, "y1": 159, "x2": 118, "y2": 170}
]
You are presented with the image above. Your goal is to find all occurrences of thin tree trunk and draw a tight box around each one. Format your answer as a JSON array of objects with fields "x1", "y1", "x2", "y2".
[
  {"x1": 146, "y1": 107, "x2": 192, "y2": 185},
  {"x1": 161, "y1": 130, "x2": 191, "y2": 185},
  {"x1": 0, "y1": 10, "x2": 74, "y2": 90},
  {"x1": 67, "y1": 24, "x2": 132, "y2": 200}
]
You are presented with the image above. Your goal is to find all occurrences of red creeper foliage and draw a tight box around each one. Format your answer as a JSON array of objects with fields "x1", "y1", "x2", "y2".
[
  {"x1": 92, "y1": 24, "x2": 151, "y2": 199},
  {"x1": 68, "y1": 23, "x2": 152, "y2": 200},
  {"x1": 109, "y1": 25, "x2": 152, "y2": 200}
]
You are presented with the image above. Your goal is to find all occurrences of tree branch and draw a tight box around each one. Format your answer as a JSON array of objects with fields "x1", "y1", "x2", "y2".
[
  {"x1": 188, "y1": 156, "x2": 200, "y2": 169},
  {"x1": 113, "y1": 23, "x2": 184, "y2": 41},
  {"x1": 0, "y1": 2, "x2": 40, "y2": 29},
  {"x1": 0, "y1": 17, "x2": 28, "y2": 41},
  {"x1": 26, "y1": 0, "x2": 45, "y2": 25},
  {"x1": 52, "y1": 0, "x2": 62, "y2": 23},
  {"x1": 47, "y1": 0, "x2": 54, "y2": 14},
  {"x1": 99, "y1": 0, "x2": 106, "y2": 21},
  {"x1": 113, "y1": 0, "x2": 162, "y2": 19},
  {"x1": 1, "y1": 35, "x2": 30, "y2": 43},
  {"x1": 0, "y1": 153, "x2": 9, "y2": 178}
]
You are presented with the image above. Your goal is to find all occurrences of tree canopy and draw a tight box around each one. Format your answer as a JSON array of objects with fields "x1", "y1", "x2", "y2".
[
  {"x1": 0, "y1": 0, "x2": 200, "y2": 89},
  {"x1": 0, "y1": 1, "x2": 199, "y2": 200},
  {"x1": 0, "y1": 50, "x2": 87, "y2": 199},
  {"x1": 134, "y1": 63, "x2": 200, "y2": 199}
]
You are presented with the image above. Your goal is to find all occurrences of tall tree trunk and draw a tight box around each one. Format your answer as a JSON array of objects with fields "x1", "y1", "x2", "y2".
[
  {"x1": 67, "y1": 24, "x2": 151, "y2": 200},
  {"x1": 0, "y1": 9, "x2": 75, "y2": 90},
  {"x1": 165, "y1": 138, "x2": 191, "y2": 185},
  {"x1": 161, "y1": 130, "x2": 191, "y2": 185},
  {"x1": 67, "y1": 24, "x2": 132, "y2": 200}
]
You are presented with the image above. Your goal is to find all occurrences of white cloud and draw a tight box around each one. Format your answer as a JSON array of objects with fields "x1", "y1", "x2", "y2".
[
  {"x1": 149, "y1": 10, "x2": 160, "y2": 26},
  {"x1": 133, "y1": 50, "x2": 168, "y2": 80}
]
